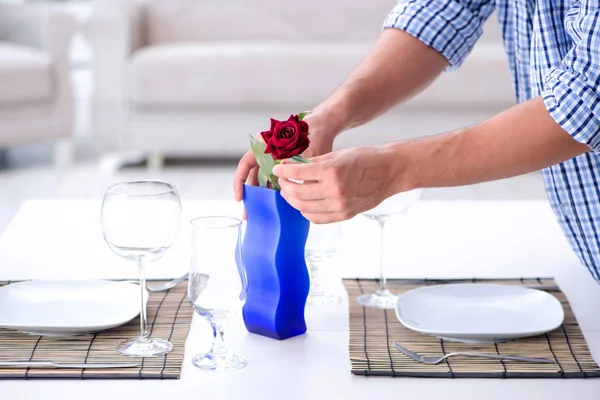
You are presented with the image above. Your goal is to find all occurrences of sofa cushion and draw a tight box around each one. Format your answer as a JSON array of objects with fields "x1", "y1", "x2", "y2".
[
  {"x1": 128, "y1": 42, "x2": 369, "y2": 108},
  {"x1": 128, "y1": 41, "x2": 515, "y2": 110},
  {"x1": 144, "y1": 0, "x2": 395, "y2": 44},
  {"x1": 0, "y1": 42, "x2": 52, "y2": 105}
]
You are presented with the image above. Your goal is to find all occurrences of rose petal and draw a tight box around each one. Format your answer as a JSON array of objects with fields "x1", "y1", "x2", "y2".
[
  {"x1": 272, "y1": 121, "x2": 285, "y2": 137},
  {"x1": 260, "y1": 116, "x2": 311, "y2": 159},
  {"x1": 260, "y1": 130, "x2": 273, "y2": 142},
  {"x1": 264, "y1": 142, "x2": 275, "y2": 155},
  {"x1": 272, "y1": 122, "x2": 299, "y2": 146},
  {"x1": 299, "y1": 120, "x2": 309, "y2": 133}
]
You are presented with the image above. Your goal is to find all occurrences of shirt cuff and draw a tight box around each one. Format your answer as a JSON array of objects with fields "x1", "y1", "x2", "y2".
[
  {"x1": 382, "y1": 0, "x2": 485, "y2": 71},
  {"x1": 542, "y1": 68, "x2": 600, "y2": 153}
]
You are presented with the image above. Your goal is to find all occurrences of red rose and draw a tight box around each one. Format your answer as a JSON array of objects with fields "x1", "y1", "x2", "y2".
[{"x1": 260, "y1": 114, "x2": 310, "y2": 160}]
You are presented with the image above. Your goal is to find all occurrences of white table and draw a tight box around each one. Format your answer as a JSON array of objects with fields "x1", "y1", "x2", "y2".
[{"x1": 0, "y1": 199, "x2": 599, "y2": 400}]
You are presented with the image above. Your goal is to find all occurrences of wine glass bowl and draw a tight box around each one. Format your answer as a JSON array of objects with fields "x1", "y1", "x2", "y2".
[
  {"x1": 101, "y1": 181, "x2": 182, "y2": 357},
  {"x1": 357, "y1": 189, "x2": 422, "y2": 309},
  {"x1": 362, "y1": 189, "x2": 422, "y2": 221},
  {"x1": 305, "y1": 222, "x2": 343, "y2": 306}
]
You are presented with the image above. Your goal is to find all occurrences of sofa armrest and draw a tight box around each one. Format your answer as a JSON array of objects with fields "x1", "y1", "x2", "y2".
[
  {"x1": 0, "y1": 4, "x2": 75, "y2": 112},
  {"x1": 86, "y1": 0, "x2": 146, "y2": 100},
  {"x1": 0, "y1": 4, "x2": 75, "y2": 66}
]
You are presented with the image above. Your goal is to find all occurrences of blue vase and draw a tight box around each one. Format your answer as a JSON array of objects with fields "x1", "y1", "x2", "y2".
[{"x1": 241, "y1": 184, "x2": 310, "y2": 340}]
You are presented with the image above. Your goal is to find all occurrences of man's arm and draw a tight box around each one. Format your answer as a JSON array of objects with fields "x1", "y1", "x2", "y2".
[
  {"x1": 273, "y1": 97, "x2": 589, "y2": 224},
  {"x1": 311, "y1": 0, "x2": 498, "y2": 140},
  {"x1": 307, "y1": 28, "x2": 448, "y2": 141},
  {"x1": 234, "y1": 29, "x2": 447, "y2": 201},
  {"x1": 234, "y1": 0, "x2": 496, "y2": 201},
  {"x1": 389, "y1": 97, "x2": 589, "y2": 191}
]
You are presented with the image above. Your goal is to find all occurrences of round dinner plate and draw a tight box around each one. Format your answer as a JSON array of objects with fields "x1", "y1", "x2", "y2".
[
  {"x1": 0, "y1": 280, "x2": 140, "y2": 336},
  {"x1": 395, "y1": 283, "x2": 564, "y2": 343}
]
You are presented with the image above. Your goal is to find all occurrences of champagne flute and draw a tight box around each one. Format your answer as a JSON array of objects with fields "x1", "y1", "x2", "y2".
[
  {"x1": 188, "y1": 216, "x2": 247, "y2": 371},
  {"x1": 356, "y1": 189, "x2": 422, "y2": 309},
  {"x1": 101, "y1": 181, "x2": 182, "y2": 357},
  {"x1": 305, "y1": 222, "x2": 343, "y2": 306}
]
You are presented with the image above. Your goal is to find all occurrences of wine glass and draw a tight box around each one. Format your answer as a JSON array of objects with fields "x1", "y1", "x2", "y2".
[
  {"x1": 305, "y1": 222, "x2": 343, "y2": 306},
  {"x1": 101, "y1": 181, "x2": 182, "y2": 357},
  {"x1": 188, "y1": 216, "x2": 247, "y2": 371},
  {"x1": 356, "y1": 189, "x2": 422, "y2": 309}
]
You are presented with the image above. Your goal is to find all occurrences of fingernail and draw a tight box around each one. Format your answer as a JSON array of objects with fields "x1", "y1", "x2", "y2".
[{"x1": 272, "y1": 165, "x2": 280, "y2": 176}]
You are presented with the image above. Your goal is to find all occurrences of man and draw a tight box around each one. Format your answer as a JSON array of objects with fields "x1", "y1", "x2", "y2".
[{"x1": 234, "y1": 0, "x2": 600, "y2": 281}]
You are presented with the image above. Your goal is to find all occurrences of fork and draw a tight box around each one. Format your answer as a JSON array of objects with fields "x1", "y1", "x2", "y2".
[{"x1": 393, "y1": 342, "x2": 555, "y2": 365}]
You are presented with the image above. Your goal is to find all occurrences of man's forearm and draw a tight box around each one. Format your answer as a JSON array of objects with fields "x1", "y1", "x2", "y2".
[
  {"x1": 308, "y1": 29, "x2": 448, "y2": 140},
  {"x1": 388, "y1": 97, "x2": 590, "y2": 191}
]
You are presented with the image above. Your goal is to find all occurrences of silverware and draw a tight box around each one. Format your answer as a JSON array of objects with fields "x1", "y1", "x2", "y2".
[
  {"x1": 0, "y1": 362, "x2": 140, "y2": 369},
  {"x1": 393, "y1": 342, "x2": 555, "y2": 365},
  {"x1": 147, "y1": 274, "x2": 187, "y2": 292}
]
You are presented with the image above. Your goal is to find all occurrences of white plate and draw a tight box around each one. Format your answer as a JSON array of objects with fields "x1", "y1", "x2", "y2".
[
  {"x1": 395, "y1": 283, "x2": 564, "y2": 343},
  {"x1": 0, "y1": 280, "x2": 140, "y2": 336}
]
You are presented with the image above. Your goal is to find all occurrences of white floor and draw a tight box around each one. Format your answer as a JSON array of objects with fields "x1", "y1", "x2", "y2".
[{"x1": 0, "y1": 155, "x2": 548, "y2": 235}]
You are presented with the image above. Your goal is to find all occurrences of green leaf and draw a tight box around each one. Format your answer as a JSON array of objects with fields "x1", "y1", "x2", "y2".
[
  {"x1": 249, "y1": 135, "x2": 279, "y2": 189},
  {"x1": 257, "y1": 168, "x2": 269, "y2": 188},
  {"x1": 298, "y1": 111, "x2": 309, "y2": 121},
  {"x1": 290, "y1": 155, "x2": 311, "y2": 164},
  {"x1": 269, "y1": 174, "x2": 281, "y2": 191}
]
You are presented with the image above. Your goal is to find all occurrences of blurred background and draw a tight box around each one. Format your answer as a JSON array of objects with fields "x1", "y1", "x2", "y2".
[{"x1": 0, "y1": 0, "x2": 546, "y2": 233}]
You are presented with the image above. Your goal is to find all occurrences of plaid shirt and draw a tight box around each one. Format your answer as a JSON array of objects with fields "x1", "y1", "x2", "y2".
[{"x1": 384, "y1": 0, "x2": 600, "y2": 282}]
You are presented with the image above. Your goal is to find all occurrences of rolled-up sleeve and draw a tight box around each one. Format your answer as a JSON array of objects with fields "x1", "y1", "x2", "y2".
[
  {"x1": 383, "y1": 0, "x2": 496, "y2": 71},
  {"x1": 542, "y1": 9, "x2": 600, "y2": 153}
]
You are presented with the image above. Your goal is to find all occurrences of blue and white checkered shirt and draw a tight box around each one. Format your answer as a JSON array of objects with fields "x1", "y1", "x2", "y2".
[{"x1": 384, "y1": 0, "x2": 600, "y2": 282}]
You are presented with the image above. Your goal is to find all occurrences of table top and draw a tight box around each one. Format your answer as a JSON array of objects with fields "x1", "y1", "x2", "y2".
[{"x1": 0, "y1": 199, "x2": 599, "y2": 400}]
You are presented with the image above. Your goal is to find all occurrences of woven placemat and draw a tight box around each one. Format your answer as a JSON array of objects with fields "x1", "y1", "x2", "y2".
[
  {"x1": 345, "y1": 278, "x2": 600, "y2": 378},
  {"x1": 0, "y1": 280, "x2": 193, "y2": 380}
]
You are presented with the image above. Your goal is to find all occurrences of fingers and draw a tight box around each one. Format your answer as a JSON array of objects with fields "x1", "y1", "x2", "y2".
[
  {"x1": 278, "y1": 178, "x2": 326, "y2": 201},
  {"x1": 280, "y1": 186, "x2": 356, "y2": 223},
  {"x1": 233, "y1": 150, "x2": 257, "y2": 202},
  {"x1": 308, "y1": 152, "x2": 335, "y2": 163},
  {"x1": 240, "y1": 167, "x2": 257, "y2": 221},
  {"x1": 280, "y1": 192, "x2": 342, "y2": 214},
  {"x1": 273, "y1": 162, "x2": 323, "y2": 182},
  {"x1": 248, "y1": 166, "x2": 258, "y2": 187},
  {"x1": 302, "y1": 211, "x2": 356, "y2": 224}
]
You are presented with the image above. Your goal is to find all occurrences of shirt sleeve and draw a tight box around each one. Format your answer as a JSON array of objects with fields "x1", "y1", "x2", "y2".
[
  {"x1": 382, "y1": 0, "x2": 496, "y2": 71},
  {"x1": 542, "y1": 9, "x2": 600, "y2": 153}
]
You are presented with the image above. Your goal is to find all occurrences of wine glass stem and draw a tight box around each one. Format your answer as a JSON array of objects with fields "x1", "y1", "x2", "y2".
[
  {"x1": 309, "y1": 258, "x2": 325, "y2": 296},
  {"x1": 377, "y1": 219, "x2": 387, "y2": 294},
  {"x1": 137, "y1": 262, "x2": 149, "y2": 341},
  {"x1": 210, "y1": 322, "x2": 228, "y2": 357}
]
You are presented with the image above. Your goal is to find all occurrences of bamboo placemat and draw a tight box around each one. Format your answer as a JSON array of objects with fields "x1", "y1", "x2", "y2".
[
  {"x1": 345, "y1": 277, "x2": 600, "y2": 378},
  {"x1": 0, "y1": 280, "x2": 193, "y2": 379}
]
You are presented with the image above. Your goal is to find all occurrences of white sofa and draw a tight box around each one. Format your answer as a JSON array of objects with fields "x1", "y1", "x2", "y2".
[
  {"x1": 88, "y1": 0, "x2": 515, "y2": 167},
  {"x1": 0, "y1": 3, "x2": 75, "y2": 167}
]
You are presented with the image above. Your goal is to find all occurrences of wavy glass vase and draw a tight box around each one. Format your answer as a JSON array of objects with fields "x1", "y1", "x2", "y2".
[{"x1": 241, "y1": 184, "x2": 310, "y2": 340}]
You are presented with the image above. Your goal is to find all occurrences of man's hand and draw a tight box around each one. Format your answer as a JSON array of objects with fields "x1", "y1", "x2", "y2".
[
  {"x1": 233, "y1": 29, "x2": 447, "y2": 203},
  {"x1": 233, "y1": 116, "x2": 335, "y2": 202},
  {"x1": 272, "y1": 146, "x2": 401, "y2": 224}
]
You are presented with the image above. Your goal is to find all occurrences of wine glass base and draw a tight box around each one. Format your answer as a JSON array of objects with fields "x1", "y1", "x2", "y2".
[
  {"x1": 307, "y1": 292, "x2": 342, "y2": 307},
  {"x1": 192, "y1": 352, "x2": 247, "y2": 371},
  {"x1": 356, "y1": 292, "x2": 398, "y2": 309},
  {"x1": 117, "y1": 337, "x2": 173, "y2": 357}
]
